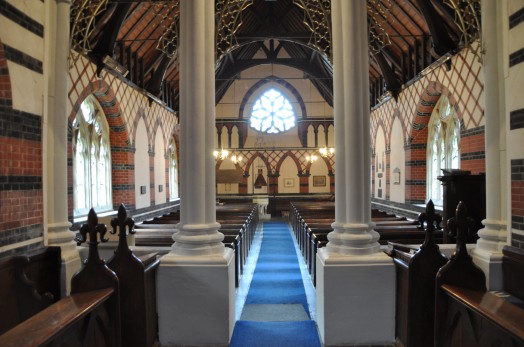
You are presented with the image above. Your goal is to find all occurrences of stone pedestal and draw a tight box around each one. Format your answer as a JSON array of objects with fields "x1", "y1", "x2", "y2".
[
  {"x1": 157, "y1": 249, "x2": 235, "y2": 346},
  {"x1": 316, "y1": 250, "x2": 395, "y2": 346}
]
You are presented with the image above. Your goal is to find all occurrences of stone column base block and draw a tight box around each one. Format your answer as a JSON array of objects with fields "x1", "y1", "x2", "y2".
[
  {"x1": 316, "y1": 249, "x2": 395, "y2": 346},
  {"x1": 157, "y1": 249, "x2": 235, "y2": 346},
  {"x1": 471, "y1": 247, "x2": 503, "y2": 291}
]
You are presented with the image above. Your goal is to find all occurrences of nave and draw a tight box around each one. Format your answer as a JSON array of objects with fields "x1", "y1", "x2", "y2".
[{"x1": 231, "y1": 220, "x2": 320, "y2": 347}]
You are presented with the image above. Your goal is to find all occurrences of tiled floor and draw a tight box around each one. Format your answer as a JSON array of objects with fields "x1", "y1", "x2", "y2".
[{"x1": 235, "y1": 219, "x2": 317, "y2": 321}]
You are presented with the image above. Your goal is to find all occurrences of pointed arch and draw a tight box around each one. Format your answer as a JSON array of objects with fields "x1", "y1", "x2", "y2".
[
  {"x1": 244, "y1": 152, "x2": 271, "y2": 174},
  {"x1": 275, "y1": 151, "x2": 302, "y2": 174}
]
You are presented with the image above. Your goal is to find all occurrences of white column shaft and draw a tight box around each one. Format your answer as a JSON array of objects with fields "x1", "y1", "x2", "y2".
[
  {"x1": 476, "y1": 0, "x2": 507, "y2": 250},
  {"x1": 470, "y1": 0, "x2": 507, "y2": 290},
  {"x1": 328, "y1": 0, "x2": 380, "y2": 255},
  {"x1": 45, "y1": 0, "x2": 80, "y2": 295},
  {"x1": 173, "y1": 0, "x2": 223, "y2": 256}
]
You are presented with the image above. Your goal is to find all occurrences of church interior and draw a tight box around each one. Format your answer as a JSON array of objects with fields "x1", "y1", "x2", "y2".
[{"x1": 1, "y1": 0, "x2": 524, "y2": 346}]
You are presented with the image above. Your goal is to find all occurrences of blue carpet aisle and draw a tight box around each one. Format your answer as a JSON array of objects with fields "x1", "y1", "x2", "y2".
[{"x1": 230, "y1": 221, "x2": 321, "y2": 347}]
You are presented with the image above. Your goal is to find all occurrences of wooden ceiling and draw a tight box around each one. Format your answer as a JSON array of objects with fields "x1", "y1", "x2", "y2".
[{"x1": 80, "y1": 0, "x2": 466, "y2": 112}]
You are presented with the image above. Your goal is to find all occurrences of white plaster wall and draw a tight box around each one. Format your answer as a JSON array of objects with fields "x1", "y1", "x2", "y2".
[
  {"x1": 220, "y1": 128, "x2": 229, "y2": 149},
  {"x1": 327, "y1": 124, "x2": 335, "y2": 147},
  {"x1": 1, "y1": 0, "x2": 44, "y2": 116},
  {"x1": 389, "y1": 117, "x2": 405, "y2": 203},
  {"x1": 244, "y1": 127, "x2": 302, "y2": 148},
  {"x1": 231, "y1": 126, "x2": 239, "y2": 148},
  {"x1": 317, "y1": 124, "x2": 327, "y2": 148},
  {"x1": 154, "y1": 130, "x2": 167, "y2": 204},
  {"x1": 307, "y1": 124, "x2": 315, "y2": 147},
  {"x1": 374, "y1": 126, "x2": 386, "y2": 200},
  {"x1": 309, "y1": 159, "x2": 330, "y2": 193},
  {"x1": 278, "y1": 156, "x2": 300, "y2": 194},
  {"x1": 135, "y1": 119, "x2": 151, "y2": 209}
]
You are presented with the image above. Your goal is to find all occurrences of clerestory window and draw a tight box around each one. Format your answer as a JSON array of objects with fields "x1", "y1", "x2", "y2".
[
  {"x1": 426, "y1": 95, "x2": 460, "y2": 206},
  {"x1": 250, "y1": 88, "x2": 296, "y2": 134},
  {"x1": 72, "y1": 96, "x2": 112, "y2": 217}
]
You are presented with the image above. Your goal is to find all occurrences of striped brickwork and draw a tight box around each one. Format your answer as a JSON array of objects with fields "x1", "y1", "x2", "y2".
[
  {"x1": 508, "y1": 1, "x2": 524, "y2": 248},
  {"x1": 371, "y1": 44, "x2": 485, "y2": 204},
  {"x1": 0, "y1": 0, "x2": 46, "y2": 256},
  {"x1": 511, "y1": 159, "x2": 524, "y2": 249}
]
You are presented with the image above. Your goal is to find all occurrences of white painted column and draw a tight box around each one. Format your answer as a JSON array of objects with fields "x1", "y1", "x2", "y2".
[
  {"x1": 316, "y1": 1, "x2": 395, "y2": 345},
  {"x1": 471, "y1": 0, "x2": 508, "y2": 290},
  {"x1": 157, "y1": 1, "x2": 235, "y2": 346},
  {"x1": 44, "y1": 0, "x2": 80, "y2": 296}
]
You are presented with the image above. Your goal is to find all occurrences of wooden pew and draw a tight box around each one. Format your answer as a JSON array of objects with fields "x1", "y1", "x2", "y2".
[
  {"x1": 107, "y1": 204, "x2": 160, "y2": 347},
  {"x1": 389, "y1": 200, "x2": 448, "y2": 347},
  {"x1": 0, "y1": 209, "x2": 120, "y2": 347},
  {"x1": 0, "y1": 246, "x2": 62, "y2": 335},
  {"x1": 435, "y1": 202, "x2": 524, "y2": 347}
]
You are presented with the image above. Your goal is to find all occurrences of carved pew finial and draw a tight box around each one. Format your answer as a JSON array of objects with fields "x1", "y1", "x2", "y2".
[
  {"x1": 110, "y1": 204, "x2": 135, "y2": 253},
  {"x1": 75, "y1": 208, "x2": 109, "y2": 264},
  {"x1": 436, "y1": 201, "x2": 486, "y2": 291},
  {"x1": 71, "y1": 208, "x2": 119, "y2": 295},
  {"x1": 418, "y1": 199, "x2": 442, "y2": 249}
]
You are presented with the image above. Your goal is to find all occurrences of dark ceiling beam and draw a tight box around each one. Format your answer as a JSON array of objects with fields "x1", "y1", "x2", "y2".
[
  {"x1": 215, "y1": 56, "x2": 332, "y2": 104},
  {"x1": 119, "y1": 4, "x2": 152, "y2": 43},
  {"x1": 429, "y1": 0, "x2": 461, "y2": 39},
  {"x1": 412, "y1": 0, "x2": 457, "y2": 57},
  {"x1": 371, "y1": 48, "x2": 402, "y2": 101},
  {"x1": 90, "y1": 3, "x2": 132, "y2": 75},
  {"x1": 394, "y1": 1, "x2": 427, "y2": 35},
  {"x1": 145, "y1": 53, "x2": 173, "y2": 97}
]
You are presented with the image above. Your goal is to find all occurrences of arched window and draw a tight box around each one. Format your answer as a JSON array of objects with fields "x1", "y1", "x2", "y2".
[
  {"x1": 72, "y1": 96, "x2": 112, "y2": 216},
  {"x1": 250, "y1": 88, "x2": 295, "y2": 134},
  {"x1": 168, "y1": 138, "x2": 179, "y2": 200},
  {"x1": 426, "y1": 95, "x2": 460, "y2": 206}
]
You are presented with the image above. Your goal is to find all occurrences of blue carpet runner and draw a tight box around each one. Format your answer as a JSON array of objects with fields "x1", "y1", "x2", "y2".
[{"x1": 230, "y1": 222, "x2": 321, "y2": 347}]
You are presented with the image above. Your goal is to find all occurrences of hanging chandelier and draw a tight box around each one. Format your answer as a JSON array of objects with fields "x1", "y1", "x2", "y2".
[
  {"x1": 319, "y1": 147, "x2": 335, "y2": 157},
  {"x1": 306, "y1": 154, "x2": 318, "y2": 163},
  {"x1": 213, "y1": 148, "x2": 230, "y2": 160}
]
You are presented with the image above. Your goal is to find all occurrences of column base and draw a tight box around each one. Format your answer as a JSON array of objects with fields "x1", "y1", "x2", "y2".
[
  {"x1": 471, "y1": 247, "x2": 503, "y2": 290},
  {"x1": 47, "y1": 222, "x2": 81, "y2": 295},
  {"x1": 471, "y1": 218, "x2": 507, "y2": 290},
  {"x1": 157, "y1": 248, "x2": 235, "y2": 347},
  {"x1": 316, "y1": 248, "x2": 395, "y2": 346}
]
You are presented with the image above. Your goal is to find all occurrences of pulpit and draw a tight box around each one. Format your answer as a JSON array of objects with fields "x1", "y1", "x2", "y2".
[{"x1": 438, "y1": 170, "x2": 486, "y2": 243}]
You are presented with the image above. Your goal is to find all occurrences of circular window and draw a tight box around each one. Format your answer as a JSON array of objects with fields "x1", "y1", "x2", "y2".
[{"x1": 250, "y1": 89, "x2": 296, "y2": 134}]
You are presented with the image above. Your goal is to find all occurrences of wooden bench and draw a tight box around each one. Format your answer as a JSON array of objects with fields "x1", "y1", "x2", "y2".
[
  {"x1": 389, "y1": 200, "x2": 448, "y2": 347},
  {"x1": 107, "y1": 204, "x2": 160, "y2": 347},
  {"x1": 435, "y1": 202, "x2": 524, "y2": 346},
  {"x1": 0, "y1": 246, "x2": 61, "y2": 335},
  {"x1": 0, "y1": 208, "x2": 120, "y2": 347}
]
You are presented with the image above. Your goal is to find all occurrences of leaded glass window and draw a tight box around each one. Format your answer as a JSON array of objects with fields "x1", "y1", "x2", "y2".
[
  {"x1": 250, "y1": 89, "x2": 295, "y2": 134},
  {"x1": 426, "y1": 95, "x2": 460, "y2": 206},
  {"x1": 72, "y1": 96, "x2": 112, "y2": 216}
]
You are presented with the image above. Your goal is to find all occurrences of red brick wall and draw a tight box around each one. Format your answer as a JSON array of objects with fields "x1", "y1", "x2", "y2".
[{"x1": 0, "y1": 41, "x2": 44, "y2": 254}]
